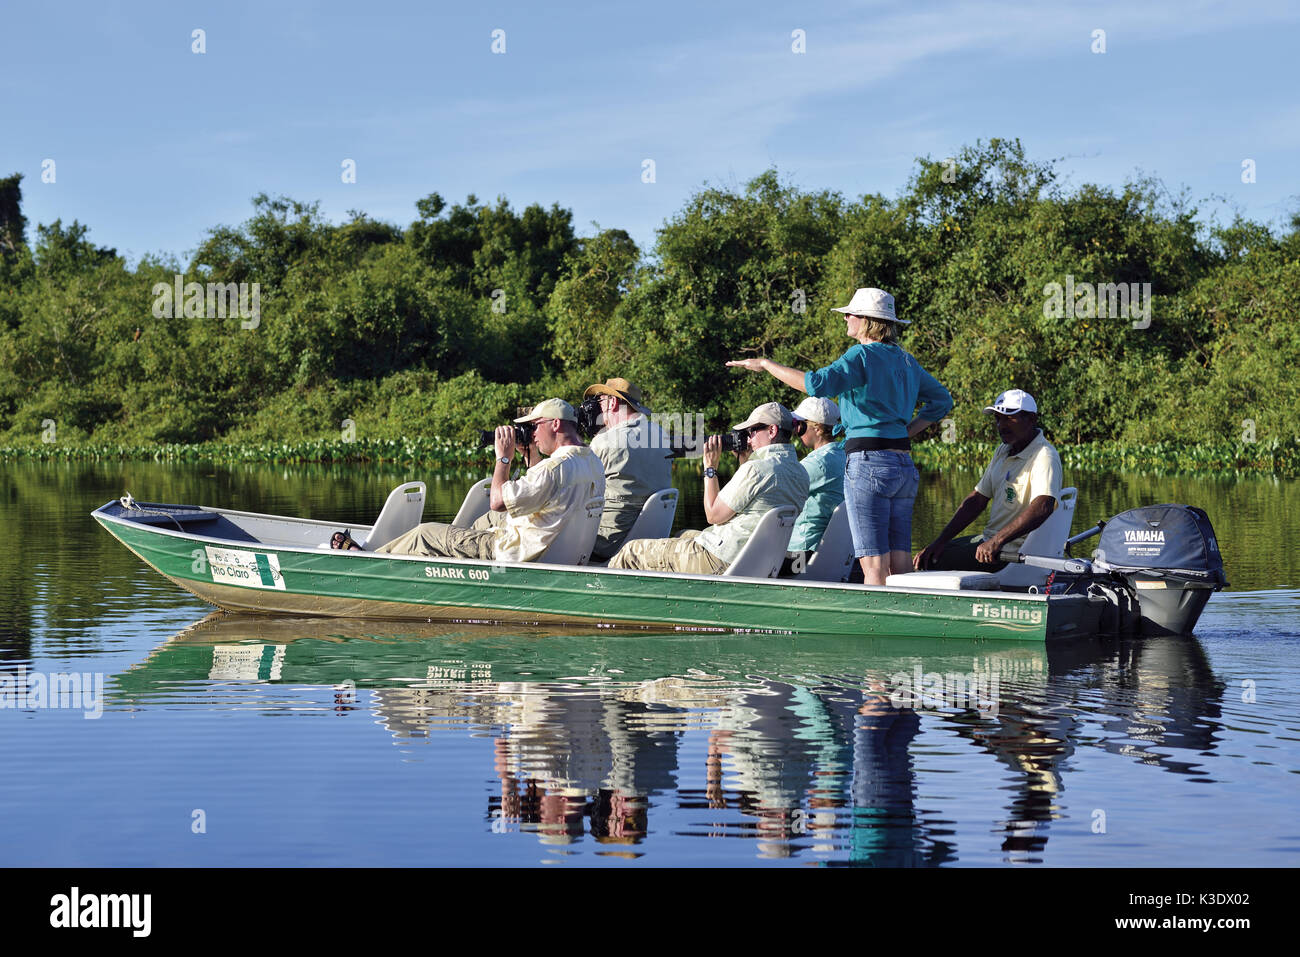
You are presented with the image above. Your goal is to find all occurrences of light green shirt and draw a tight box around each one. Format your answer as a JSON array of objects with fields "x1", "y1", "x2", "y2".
[
  {"x1": 696, "y1": 443, "x2": 810, "y2": 566},
  {"x1": 789, "y1": 442, "x2": 846, "y2": 551}
]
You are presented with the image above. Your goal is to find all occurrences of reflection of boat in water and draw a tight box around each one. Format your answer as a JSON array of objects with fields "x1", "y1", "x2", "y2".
[
  {"x1": 115, "y1": 612, "x2": 1053, "y2": 691},
  {"x1": 112, "y1": 612, "x2": 1228, "y2": 862},
  {"x1": 93, "y1": 496, "x2": 1226, "y2": 642}
]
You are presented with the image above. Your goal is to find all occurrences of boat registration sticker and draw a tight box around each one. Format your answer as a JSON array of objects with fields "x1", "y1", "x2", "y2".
[{"x1": 204, "y1": 546, "x2": 286, "y2": 590}]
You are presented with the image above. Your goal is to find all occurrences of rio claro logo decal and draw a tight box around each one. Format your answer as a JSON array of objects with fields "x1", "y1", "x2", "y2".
[
  {"x1": 204, "y1": 546, "x2": 285, "y2": 590},
  {"x1": 971, "y1": 601, "x2": 1043, "y2": 629}
]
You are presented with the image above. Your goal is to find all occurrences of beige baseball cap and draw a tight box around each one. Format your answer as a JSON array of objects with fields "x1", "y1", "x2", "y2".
[
  {"x1": 733, "y1": 401, "x2": 794, "y2": 432},
  {"x1": 515, "y1": 398, "x2": 577, "y2": 423}
]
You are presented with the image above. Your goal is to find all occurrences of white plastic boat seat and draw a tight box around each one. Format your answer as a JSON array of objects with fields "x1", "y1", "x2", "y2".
[
  {"x1": 359, "y1": 481, "x2": 426, "y2": 550},
  {"x1": 539, "y1": 497, "x2": 604, "y2": 565},
  {"x1": 798, "y1": 501, "x2": 854, "y2": 582},
  {"x1": 724, "y1": 506, "x2": 798, "y2": 579},
  {"x1": 885, "y1": 487, "x2": 1079, "y2": 591},
  {"x1": 622, "y1": 488, "x2": 679, "y2": 544},
  {"x1": 452, "y1": 478, "x2": 492, "y2": 528},
  {"x1": 995, "y1": 486, "x2": 1078, "y2": 588},
  {"x1": 885, "y1": 570, "x2": 1002, "y2": 590}
]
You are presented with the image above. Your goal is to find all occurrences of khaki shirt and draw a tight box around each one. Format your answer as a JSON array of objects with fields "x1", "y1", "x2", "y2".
[
  {"x1": 590, "y1": 414, "x2": 675, "y2": 543},
  {"x1": 696, "y1": 443, "x2": 810, "y2": 566},
  {"x1": 494, "y1": 444, "x2": 606, "y2": 562},
  {"x1": 974, "y1": 429, "x2": 1063, "y2": 550}
]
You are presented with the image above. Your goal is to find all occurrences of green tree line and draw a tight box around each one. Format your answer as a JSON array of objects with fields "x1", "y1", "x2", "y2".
[{"x1": 2, "y1": 139, "x2": 1297, "y2": 456}]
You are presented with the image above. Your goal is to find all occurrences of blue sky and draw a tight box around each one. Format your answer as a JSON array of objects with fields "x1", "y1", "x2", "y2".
[{"x1": 3, "y1": 0, "x2": 1297, "y2": 265}]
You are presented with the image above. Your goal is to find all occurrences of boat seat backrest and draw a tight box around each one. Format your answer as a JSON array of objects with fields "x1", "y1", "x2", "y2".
[
  {"x1": 539, "y1": 497, "x2": 604, "y2": 566},
  {"x1": 358, "y1": 482, "x2": 426, "y2": 551},
  {"x1": 994, "y1": 486, "x2": 1077, "y2": 587},
  {"x1": 798, "y1": 500, "x2": 854, "y2": 582},
  {"x1": 622, "y1": 488, "x2": 679, "y2": 544},
  {"x1": 723, "y1": 506, "x2": 798, "y2": 579},
  {"x1": 451, "y1": 478, "x2": 492, "y2": 528}
]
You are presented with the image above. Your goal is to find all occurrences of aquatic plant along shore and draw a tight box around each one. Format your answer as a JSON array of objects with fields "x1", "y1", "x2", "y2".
[{"x1": 3, "y1": 436, "x2": 1296, "y2": 477}]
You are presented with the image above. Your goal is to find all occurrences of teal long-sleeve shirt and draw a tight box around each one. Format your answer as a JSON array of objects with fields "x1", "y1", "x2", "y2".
[{"x1": 804, "y1": 342, "x2": 952, "y2": 440}]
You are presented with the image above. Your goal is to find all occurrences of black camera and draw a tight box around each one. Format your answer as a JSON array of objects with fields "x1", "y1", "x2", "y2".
[
  {"x1": 716, "y1": 429, "x2": 750, "y2": 454},
  {"x1": 576, "y1": 396, "x2": 603, "y2": 440},
  {"x1": 477, "y1": 421, "x2": 536, "y2": 450}
]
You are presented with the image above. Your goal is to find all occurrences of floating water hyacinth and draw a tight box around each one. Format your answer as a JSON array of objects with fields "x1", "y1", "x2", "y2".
[
  {"x1": 910, "y1": 439, "x2": 1299, "y2": 478},
  {"x1": 0, "y1": 437, "x2": 486, "y2": 469},
  {"x1": 1, "y1": 437, "x2": 1296, "y2": 477}
]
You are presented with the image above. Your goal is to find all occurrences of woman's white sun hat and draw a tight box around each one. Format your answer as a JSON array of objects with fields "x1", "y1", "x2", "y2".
[{"x1": 831, "y1": 287, "x2": 909, "y2": 324}]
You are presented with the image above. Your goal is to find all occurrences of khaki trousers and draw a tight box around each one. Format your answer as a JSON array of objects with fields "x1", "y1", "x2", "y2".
[
  {"x1": 375, "y1": 522, "x2": 496, "y2": 560},
  {"x1": 607, "y1": 529, "x2": 729, "y2": 575}
]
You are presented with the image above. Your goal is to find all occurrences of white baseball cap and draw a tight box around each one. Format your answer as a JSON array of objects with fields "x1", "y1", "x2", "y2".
[
  {"x1": 830, "y1": 287, "x2": 909, "y2": 324},
  {"x1": 983, "y1": 389, "x2": 1038, "y2": 415},
  {"x1": 791, "y1": 396, "x2": 841, "y2": 426}
]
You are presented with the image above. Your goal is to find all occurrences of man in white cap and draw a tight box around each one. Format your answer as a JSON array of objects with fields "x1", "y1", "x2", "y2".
[
  {"x1": 582, "y1": 377, "x2": 674, "y2": 561},
  {"x1": 914, "y1": 389, "x2": 1063, "y2": 572},
  {"x1": 608, "y1": 402, "x2": 809, "y2": 574},
  {"x1": 784, "y1": 396, "x2": 846, "y2": 571},
  {"x1": 376, "y1": 398, "x2": 605, "y2": 561}
]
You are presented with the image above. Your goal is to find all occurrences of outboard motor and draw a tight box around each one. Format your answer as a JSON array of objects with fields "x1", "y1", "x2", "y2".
[{"x1": 1093, "y1": 504, "x2": 1226, "y2": 635}]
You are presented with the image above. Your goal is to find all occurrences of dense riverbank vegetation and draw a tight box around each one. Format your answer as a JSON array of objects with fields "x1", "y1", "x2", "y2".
[{"x1": 2, "y1": 139, "x2": 1297, "y2": 473}]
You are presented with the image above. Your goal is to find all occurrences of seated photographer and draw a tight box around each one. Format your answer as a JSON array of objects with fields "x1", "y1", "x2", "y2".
[
  {"x1": 607, "y1": 403, "x2": 809, "y2": 574},
  {"x1": 374, "y1": 399, "x2": 605, "y2": 562},
  {"x1": 582, "y1": 377, "x2": 674, "y2": 561},
  {"x1": 781, "y1": 397, "x2": 846, "y2": 576}
]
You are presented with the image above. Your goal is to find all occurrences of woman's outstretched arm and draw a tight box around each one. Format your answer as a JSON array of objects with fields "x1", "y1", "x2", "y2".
[{"x1": 725, "y1": 357, "x2": 808, "y2": 393}]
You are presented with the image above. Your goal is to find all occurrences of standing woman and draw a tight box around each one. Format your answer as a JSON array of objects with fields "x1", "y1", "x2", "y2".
[{"x1": 726, "y1": 287, "x2": 951, "y2": 585}]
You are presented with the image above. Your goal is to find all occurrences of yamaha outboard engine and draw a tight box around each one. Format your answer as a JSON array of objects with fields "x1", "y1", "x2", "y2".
[{"x1": 1093, "y1": 504, "x2": 1226, "y2": 635}]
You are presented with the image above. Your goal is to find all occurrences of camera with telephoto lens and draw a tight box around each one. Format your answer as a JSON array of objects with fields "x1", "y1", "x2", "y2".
[
  {"x1": 576, "y1": 396, "x2": 604, "y2": 440},
  {"x1": 477, "y1": 421, "x2": 536, "y2": 450},
  {"x1": 716, "y1": 429, "x2": 750, "y2": 454}
]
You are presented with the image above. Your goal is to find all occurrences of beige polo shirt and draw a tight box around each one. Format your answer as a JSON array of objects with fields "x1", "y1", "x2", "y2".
[
  {"x1": 494, "y1": 444, "x2": 606, "y2": 562},
  {"x1": 696, "y1": 443, "x2": 810, "y2": 566},
  {"x1": 974, "y1": 429, "x2": 1063, "y2": 550},
  {"x1": 590, "y1": 414, "x2": 674, "y2": 532}
]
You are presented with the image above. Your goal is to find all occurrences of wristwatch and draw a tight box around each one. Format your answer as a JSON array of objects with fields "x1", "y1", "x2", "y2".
[
  {"x1": 497, "y1": 456, "x2": 511, "y2": 466},
  {"x1": 704, "y1": 467, "x2": 718, "y2": 480}
]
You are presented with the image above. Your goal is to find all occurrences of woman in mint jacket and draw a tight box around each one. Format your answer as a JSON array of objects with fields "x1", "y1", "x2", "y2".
[{"x1": 726, "y1": 287, "x2": 951, "y2": 585}]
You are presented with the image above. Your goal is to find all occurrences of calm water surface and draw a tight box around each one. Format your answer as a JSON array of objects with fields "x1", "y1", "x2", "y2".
[{"x1": 2, "y1": 461, "x2": 1297, "y2": 866}]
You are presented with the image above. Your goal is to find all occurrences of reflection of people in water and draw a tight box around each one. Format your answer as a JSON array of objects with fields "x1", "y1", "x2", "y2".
[
  {"x1": 490, "y1": 689, "x2": 680, "y2": 846},
  {"x1": 950, "y1": 689, "x2": 1075, "y2": 862},
  {"x1": 705, "y1": 682, "x2": 822, "y2": 858},
  {"x1": 809, "y1": 679, "x2": 955, "y2": 867},
  {"x1": 705, "y1": 678, "x2": 955, "y2": 864}
]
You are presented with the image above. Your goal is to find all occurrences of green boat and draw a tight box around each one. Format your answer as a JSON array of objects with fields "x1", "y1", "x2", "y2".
[{"x1": 91, "y1": 495, "x2": 1119, "y2": 642}]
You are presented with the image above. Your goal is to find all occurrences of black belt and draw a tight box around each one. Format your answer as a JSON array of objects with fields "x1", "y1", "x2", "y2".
[{"x1": 845, "y1": 437, "x2": 912, "y2": 453}]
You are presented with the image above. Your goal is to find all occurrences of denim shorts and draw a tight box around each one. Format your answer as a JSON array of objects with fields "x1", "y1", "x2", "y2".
[{"x1": 844, "y1": 450, "x2": 920, "y2": 558}]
